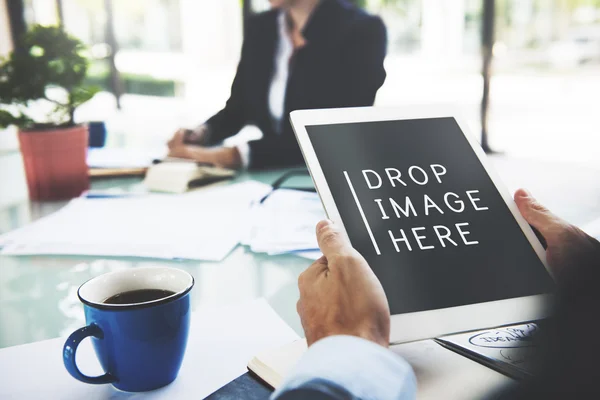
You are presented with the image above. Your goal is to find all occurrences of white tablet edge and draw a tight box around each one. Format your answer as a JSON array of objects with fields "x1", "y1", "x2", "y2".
[{"x1": 289, "y1": 105, "x2": 553, "y2": 343}]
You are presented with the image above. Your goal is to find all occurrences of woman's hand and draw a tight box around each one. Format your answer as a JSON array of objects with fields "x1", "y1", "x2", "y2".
[
  {"x1": 167, "y1": 144, "x2": 242, "y2": 169},
  {"x1": 167, "y1": 125, "x2": 241, "y2": 168},
  {"x1": 168, "y1": 125, "x2": 209, "y2": 147},
  {"x1": 167, "y1": 125, "x2": 212, "y2": 158}
]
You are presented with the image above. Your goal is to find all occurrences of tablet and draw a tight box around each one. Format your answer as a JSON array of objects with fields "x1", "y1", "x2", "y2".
[{"x1": 290, "y1": 106, "x2": 555, "y2": 344}]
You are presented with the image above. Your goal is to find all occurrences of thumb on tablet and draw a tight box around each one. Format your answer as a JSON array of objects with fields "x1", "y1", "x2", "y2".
[
  {"x1": 514, "y1": 189, "x2": 562, "y2": 240},
  {"x1": 316, "y1": 220, "x2": 353, "y2": 257}
]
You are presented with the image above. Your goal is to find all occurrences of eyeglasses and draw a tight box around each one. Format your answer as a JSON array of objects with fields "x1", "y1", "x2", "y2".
[{"x1": 259, "y1": 169, "x2": 316, "y2": 204}]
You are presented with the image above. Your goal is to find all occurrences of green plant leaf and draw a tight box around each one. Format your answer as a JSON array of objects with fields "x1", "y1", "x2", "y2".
[
  {"x1": 0, "y1": 108, "x2": 33, "y2": 129},
  {"x1": 70, "y1": 85, "x2": 100, "y2": 108},
  {"x1": 0, "y1": 24, "x2": 95, "y2": 129}
]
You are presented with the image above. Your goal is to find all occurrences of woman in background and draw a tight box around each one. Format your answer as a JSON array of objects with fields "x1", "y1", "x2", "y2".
[{"x1": 167, "y1": 0, "x2": 387, "y2": 169}]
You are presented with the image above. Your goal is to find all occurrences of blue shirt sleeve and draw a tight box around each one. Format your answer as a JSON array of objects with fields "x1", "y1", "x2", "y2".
[{"x1": 271, "y1": 335, "x2": 417, "y2": 400}]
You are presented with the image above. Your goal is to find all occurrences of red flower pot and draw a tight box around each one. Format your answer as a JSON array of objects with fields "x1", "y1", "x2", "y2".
[{"x1": 18, "y1": 125, "x2": 90, "y2": 201}]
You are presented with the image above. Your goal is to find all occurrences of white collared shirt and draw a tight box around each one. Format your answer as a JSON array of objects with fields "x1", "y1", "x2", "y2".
[{"x1": 269, "y1": 11, "x2": 294, "y2": 125}]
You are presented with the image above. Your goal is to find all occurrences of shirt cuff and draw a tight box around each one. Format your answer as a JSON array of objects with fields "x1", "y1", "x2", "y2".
[
  {"x1": 272, "y1": 335, "x2": 417, "y2": 400},
  {"x1": 235, "y1": 141, "x2": 251, "y2": 170}
]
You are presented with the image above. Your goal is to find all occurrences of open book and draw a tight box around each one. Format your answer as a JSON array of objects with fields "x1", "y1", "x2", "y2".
[{"x1": 247, "y1": 339, "x2": 307, "y2": 389}]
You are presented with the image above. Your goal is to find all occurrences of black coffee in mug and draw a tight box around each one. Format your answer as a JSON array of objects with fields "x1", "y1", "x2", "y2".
[
  {"x1": 64, "y1": 267, "x2": 194, "y2": 392},
  {"x1": 103, "y1": 289, "x2": 176, "y2": 305}
]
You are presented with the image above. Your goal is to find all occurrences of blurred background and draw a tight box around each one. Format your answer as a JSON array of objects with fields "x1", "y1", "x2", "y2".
[
  {"x1": 0, "y1": 0, "x2": 599, "y2": 357},
  {"x1": 1, "y1": 0, "x2": 599, "y2": 164}
]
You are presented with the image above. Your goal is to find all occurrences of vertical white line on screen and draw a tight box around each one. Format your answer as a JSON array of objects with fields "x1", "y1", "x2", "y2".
[{"x1": 343, "y1": 171, "x2": 381, "y2": 255}]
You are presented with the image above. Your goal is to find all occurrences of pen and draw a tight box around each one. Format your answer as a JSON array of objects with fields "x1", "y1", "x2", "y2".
[
  {"x1": 82, "y1": 191, "x2": 138, "y2": 199},
  {"x1": 152, "y1": 157, "x2": 214, "y2": 167}
]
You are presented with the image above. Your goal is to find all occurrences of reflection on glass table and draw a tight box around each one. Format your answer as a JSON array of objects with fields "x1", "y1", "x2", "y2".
[{"x1": 0, "y1": 169, "x2": 315, "y2": 349}]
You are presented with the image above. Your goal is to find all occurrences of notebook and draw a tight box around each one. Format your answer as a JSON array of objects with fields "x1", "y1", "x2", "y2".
[
  {"x1": 248, "y1": 322, "x2": 541, "y2": 388},
  {"x1": 247, "y1": 339, "x2": 307, "y2": 389},
  {"x1": 144, "y1": 160, "x2": 235, "y2": 193}
]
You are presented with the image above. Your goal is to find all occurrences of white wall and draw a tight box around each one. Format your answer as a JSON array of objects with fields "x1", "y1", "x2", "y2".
[
  {"x1": 421, "y1": 0, "x2": 466, "y2": 61},
  {"x1": 180, "y1": 0, "x2": 243, "y2": 122}
]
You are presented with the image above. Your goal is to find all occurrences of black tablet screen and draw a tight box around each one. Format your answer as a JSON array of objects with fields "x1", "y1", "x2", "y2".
[{"x1": 306, "y1": 117, "x2": 554, "y2": 314}]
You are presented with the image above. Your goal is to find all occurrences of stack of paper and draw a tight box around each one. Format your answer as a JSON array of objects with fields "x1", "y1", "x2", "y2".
[
  {"x1": 243, "y1": 189, "x2": 326, "y2": 257},
  {"x1": 0, "y1": 181, "x2": 271, "y2": 261},
  {"x1": 0, "y1": 298, "x2": 300, "y2": 399},
  {"x1": 0, "y1": 181, "x2": 326, "y2": 261}
]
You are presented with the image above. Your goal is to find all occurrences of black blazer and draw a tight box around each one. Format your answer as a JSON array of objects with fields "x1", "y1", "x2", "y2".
[{"x1": 205, "y1": 0, "x2": 387, "y2": 169}]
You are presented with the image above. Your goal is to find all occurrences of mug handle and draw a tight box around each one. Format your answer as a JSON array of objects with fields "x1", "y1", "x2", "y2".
[{"x1": 63, "y1": 323, "x2": 117, "y2": 384}]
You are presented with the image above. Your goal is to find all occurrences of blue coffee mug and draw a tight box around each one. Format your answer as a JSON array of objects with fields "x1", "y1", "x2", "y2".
[{"x1": 63, "y1": 267, "x2": 194, "y2": 392}]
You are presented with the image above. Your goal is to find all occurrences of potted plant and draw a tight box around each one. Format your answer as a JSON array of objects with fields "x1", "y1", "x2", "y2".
[{"x1": 0, "y1": 25, "x2": 99, "y2": 200}]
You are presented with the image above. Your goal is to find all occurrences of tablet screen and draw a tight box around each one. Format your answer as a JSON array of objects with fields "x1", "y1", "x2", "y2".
[{"x1": 306, "y1": 117, "x2": 554, "y2": 315}]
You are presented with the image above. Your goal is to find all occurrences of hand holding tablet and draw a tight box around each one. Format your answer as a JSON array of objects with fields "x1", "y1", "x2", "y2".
[
  {"x1": 290, "y1": 106, "x2": 555, "y2": 343},
  {"x1": 297, "y1": 220, "x2": 391, "y2": 348},
  {"x1": 513, "y1": 188, "x2": 600, "y2": 282}
]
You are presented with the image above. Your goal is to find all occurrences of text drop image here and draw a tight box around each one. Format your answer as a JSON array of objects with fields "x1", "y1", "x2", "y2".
[
  {"x1": 305, "y1": 118, "x2": 554, "y2": 313},
  {"x1": 344, "y1": 164, "x2": 490, "y2": 255}
]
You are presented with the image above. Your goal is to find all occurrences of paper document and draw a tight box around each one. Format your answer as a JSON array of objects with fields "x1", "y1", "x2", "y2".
[
  {"x1": 244, "y1": 189, "x2": 326, "y2": 255},
  {"x1": 0, "y1": 181, "x2": 271, "y2": 261},
  {"x1": 391, "y1": 340, "x2": 510, "y2": 400},
  {"x1": 436, "y1": 323, "x2": 540, "y2": 380},
  {"x1": 0, "y1": 298, "x2": 299, "y2": 400}
]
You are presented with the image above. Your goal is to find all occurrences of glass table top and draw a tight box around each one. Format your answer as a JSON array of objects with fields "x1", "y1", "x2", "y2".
[
  {"x1": 0, "y1": 169, "x2": 315, "y2": 349},
  {"x1": 1, "y1": 156, "x2": 599, "y2": 350}
]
